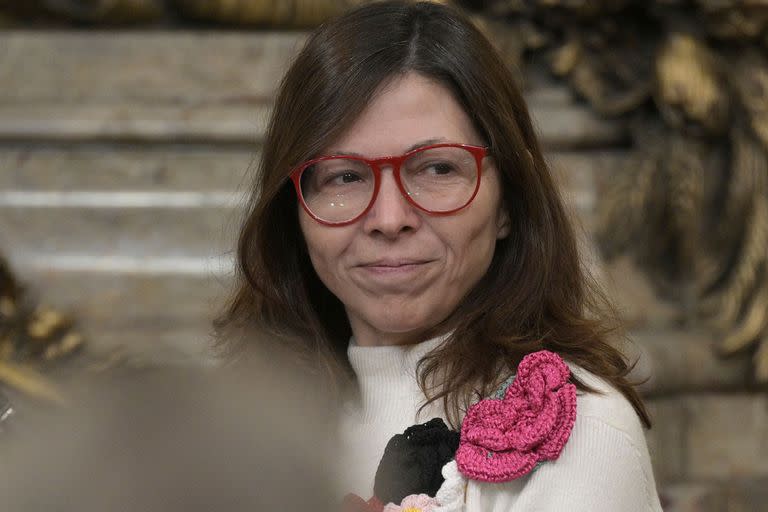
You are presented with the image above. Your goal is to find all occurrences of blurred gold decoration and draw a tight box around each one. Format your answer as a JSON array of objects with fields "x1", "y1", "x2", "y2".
[
  {"x1": 734, "y1": 51, "x2": 768, "y2": 148},
  {"x1": 43, "y1": 0, "x2": 165, "y2": 22},
  {"x1": 655, "y1": 34, "x2": 729, "y2": 135},
  {"x1": 473, "y1": 0, "x2": 631, "y2": 18},
  {"x1": 0, "y1": 0, "x2": 354, "y2": 26},
  {"x1": 0, "y1": 363, "x2": 65, "y2": 405},
  {"x1": 0, "y1": 0, "x2": 165, "y2": 24},
  {"x1": 0, "y1": 254, "x2": 83, "y2": 403},
  {"x1": 549, "y1": 20, "x2": 656, "y2": 116},
  {"x1": 596, "y1": 45, "x2": 768, "y2": 381},
  {"x1": 695, "y1": 0, "x2": 768, "y2": 42},
  {"x1": 596, "y1": 123, "x2": 719, "y2": 311},
  {"x1": 173, "y1": 0, "x2": 353, "y2": 27},
  {"x1": 470, "y1": 15, "x2": 530, "y2": 80},
  {"x1": 461, "y1": 0, "x2": 768, "y2": 382}
]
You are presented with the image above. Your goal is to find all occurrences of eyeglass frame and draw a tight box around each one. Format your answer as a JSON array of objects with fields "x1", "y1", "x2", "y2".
[{"x1": 289, "y1": 142, "x2": 489, "y2": 227}]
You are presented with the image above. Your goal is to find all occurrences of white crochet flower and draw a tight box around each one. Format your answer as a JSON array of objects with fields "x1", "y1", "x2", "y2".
[{"x1": 433, "y1": 460, "x2": 466, "y2": 512}]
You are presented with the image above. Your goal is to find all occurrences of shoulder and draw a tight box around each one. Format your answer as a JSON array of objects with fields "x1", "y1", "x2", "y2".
[
  {"x1": 566, "y1": 362, "x2": 657, "y2": 496},
  {"x1": 566, "y1": 361, "x2": 649, "y2": 443},
  {"x1": 462, "y1": 362, "x2": 662, "y2": 512}
]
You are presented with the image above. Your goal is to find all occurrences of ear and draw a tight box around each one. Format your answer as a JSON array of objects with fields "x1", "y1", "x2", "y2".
[{"x1": 496, "y1": 205, "x2": 511, "y2": 240}]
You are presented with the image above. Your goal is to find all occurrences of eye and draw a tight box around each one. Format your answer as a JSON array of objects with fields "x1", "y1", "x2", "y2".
[
  {"x1": 427, "y1": 162, "x2": 457, "y2": 175},
  {"x1": 324, "y1": 171, "x2": 363, "y2": 186},
  {"x1": 319, "y1": 170, "x2": 366, "y2": 189},
  {"x1": 417, "y1": 160, "x2": 459, "y2": 177},
  {"x1": 337, "y1": 172, "x2": 362, "y2": 184}
]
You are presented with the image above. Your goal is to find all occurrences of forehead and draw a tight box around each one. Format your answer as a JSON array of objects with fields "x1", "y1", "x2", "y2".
[{"x1": 327, "y1": 72, "x2": 482, "y2": 157}]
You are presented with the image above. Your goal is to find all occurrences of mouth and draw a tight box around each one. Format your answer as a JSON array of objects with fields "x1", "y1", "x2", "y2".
[
  {"x1": 354, "y1": 259, "x2": 437, "y2": 279},
  {"x1": 358, "y1": 259, "x2": 433, "y2": 269},
  {"x1": 351, "y1": 258, "x2": 438, "y2": 290}
]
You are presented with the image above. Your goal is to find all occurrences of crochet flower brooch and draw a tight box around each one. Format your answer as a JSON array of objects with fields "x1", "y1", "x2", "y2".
[{"x1": 343, "y1": 350, "x2": 577, "y2": 512}]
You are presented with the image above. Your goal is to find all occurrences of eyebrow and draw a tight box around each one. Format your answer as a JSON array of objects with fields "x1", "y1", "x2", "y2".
[{"x1": 328, "y1": 138, "x2": 448, "y2": 157}]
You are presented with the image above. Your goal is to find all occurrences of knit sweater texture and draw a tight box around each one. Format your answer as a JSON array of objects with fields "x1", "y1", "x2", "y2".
[{"x1": 337, "y1": 336, "x2": 664, "y2": 511}]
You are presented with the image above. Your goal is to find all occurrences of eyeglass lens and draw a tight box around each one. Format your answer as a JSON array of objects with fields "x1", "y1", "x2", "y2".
[{"x1": 299, "y1": 146, "x2": 479, "y2": 223}]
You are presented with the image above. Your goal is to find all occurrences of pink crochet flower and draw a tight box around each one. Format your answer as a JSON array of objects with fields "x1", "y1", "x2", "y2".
[
  {"x1": 455, "y1": 350, "x2": 577, "y2": 482},
  {"x1": 382, "y1": 494, "x2": 439, "y2": 512}
]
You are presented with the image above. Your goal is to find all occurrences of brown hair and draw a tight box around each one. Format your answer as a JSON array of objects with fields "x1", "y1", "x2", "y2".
[{"x1": 215, "y1": 0, "x2": 651, "y2": 429}]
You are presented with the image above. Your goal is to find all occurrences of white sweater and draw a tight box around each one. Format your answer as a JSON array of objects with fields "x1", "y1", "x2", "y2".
[{"x1": 337, "y1": 336, "x2": 664, "y2": 511}]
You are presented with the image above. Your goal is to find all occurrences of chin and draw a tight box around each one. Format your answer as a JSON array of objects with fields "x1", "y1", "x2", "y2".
[{"x1": 369, "y1": 307, "x2": 447, "y2": 339}]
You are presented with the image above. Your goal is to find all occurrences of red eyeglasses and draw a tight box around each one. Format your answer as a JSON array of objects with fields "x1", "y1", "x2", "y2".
[{"x1": 290, "y1": 143, "x2": 488, "y2": 226}]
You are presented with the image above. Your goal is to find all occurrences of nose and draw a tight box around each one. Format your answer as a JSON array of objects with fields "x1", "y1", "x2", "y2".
[{"x1": 361, "y1": 166, "x2": 421, "y2": 238}]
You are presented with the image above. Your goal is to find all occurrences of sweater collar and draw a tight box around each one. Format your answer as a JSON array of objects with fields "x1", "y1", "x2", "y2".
[{"x1": 347, "y1": 334, "x2": 449, "y2": 378}]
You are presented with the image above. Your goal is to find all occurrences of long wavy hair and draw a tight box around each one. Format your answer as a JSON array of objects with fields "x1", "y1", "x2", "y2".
[{"x1": 215, "y1": 0, "x2": 651, "y2": 429}]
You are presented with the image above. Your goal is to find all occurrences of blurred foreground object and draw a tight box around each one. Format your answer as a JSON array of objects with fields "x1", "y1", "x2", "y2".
[{"x1": 0, "y1": 362, "x2": 337, "y2": 512}]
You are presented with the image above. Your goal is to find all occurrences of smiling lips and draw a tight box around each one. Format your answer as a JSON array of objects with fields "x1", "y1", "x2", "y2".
[
  {"x1": 358, "y1": 259, "x2": 432, "y2": 269},
  {"x1": 356, "y1": 259, "x2": 435, "y2": 277}
]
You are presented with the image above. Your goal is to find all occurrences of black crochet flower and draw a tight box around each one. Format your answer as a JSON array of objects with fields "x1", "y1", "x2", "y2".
[{"x1": 373, "y1": 418, "x2": 460, "y2": 505}]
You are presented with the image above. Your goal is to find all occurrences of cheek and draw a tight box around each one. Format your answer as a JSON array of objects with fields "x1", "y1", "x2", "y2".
[
  {"x1": 299, "y1": 213, "x2": 328, "y2": 271},
  {"x1": 444, "y1": 192, "x2": 504, "y2": 276},
  {"x1": 443, "y1": 210, "x2": 498, "y2": 293},
  {"x1": 298, "y1": 213, "x2": 351, "y2": 282},
  {"x1": 447, "y1": 220, "x2": 498, "y2": 277}
]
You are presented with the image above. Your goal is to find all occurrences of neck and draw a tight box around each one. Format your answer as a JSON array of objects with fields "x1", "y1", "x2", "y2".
[
  {"x1": 350, "y1": 330, "x2": 422, "y2": 347},
  {"x1": 348, "y1": 317, "x2": 449, "y2": 347}
]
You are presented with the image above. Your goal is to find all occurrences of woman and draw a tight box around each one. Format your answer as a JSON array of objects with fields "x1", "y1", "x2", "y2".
[{"x1": 216, "y1": 1, "x2": 663, "y2": 510}]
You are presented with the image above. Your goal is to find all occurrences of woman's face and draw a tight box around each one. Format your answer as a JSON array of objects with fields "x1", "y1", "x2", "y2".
[{"x1": 299, "y1": 72, "x2": 510, "y2": 346}]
